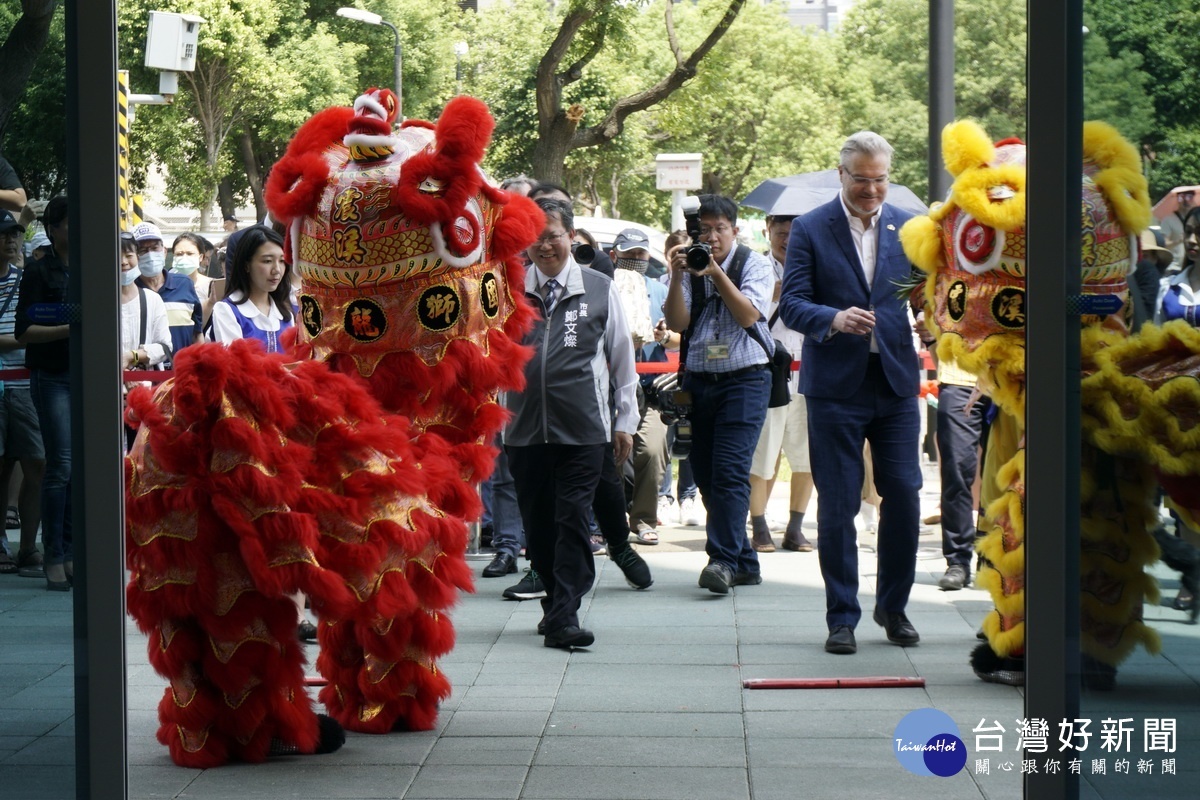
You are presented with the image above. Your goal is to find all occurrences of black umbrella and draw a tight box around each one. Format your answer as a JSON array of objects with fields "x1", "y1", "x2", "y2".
[{"x1": 741, "y1": 169, "x2": 929, "y2": 217}]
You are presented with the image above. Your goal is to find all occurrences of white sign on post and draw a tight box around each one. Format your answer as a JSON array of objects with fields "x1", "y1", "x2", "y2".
[
  {"x1": 655, "y1": 154, "x2": 703, "y2": 191},
  {"x1": 657, "y1": 154, "x2": 703, "y2": 233}
]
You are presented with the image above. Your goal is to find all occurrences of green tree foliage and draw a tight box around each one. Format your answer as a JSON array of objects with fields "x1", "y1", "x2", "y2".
[
  {"x1": 1086, "y1": 0, "x2": 1200, "y2": 196},
  {"x1": 655, "y1": 1, "x2": 847, "y2": 201},
  {"x1": 838, "y1": 0, "x2": 1027, "y2": 201},
  {"x1": 118, "y1": 0, "x2": 364, "y2": 225},
  {"x1": 0, "y1": 1, "x2": 64, "y2": 199}
]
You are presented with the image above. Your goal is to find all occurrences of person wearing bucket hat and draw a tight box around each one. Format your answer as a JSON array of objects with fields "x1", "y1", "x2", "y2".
[{"x1": 132, "y1": 222, "x2": 202, "y2": 363}]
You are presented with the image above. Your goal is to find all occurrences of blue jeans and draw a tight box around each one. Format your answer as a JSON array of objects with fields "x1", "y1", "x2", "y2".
[
  {"x1": 685, "y1": 368, "x2": 770, "y2": 574},
  {"x1": 30, "y1": 370, "x2": 72, "y2": 566},
  {"x1": 484, "y1": 446, "x2": 525, "y2": 557}
]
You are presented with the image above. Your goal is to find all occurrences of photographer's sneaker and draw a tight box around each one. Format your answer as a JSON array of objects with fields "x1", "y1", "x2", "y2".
[{"x1": 679, "y1": 497, "x2": 703, "y2": 526}]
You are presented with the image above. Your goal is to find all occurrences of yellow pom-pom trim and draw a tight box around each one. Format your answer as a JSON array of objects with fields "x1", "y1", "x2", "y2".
[
  {"x1": 942, "y1": 120, "x2": 995, "y2": 178},
  {"x1": 950, "y1": 164, "x2": 1027, "y2": 232},
  {"x1": 899, "y1": 215, "x2": 943, "y2": 275},
  {"x1": 1092, "y1": 166, "x2": 1151, "y2": 233},
  {"x1": 1084, "y1": 121, "x2": 1152, "y2": 234},
  {"x1": 1083, "y1": 121, "x2": 1142, "y2": 174}
]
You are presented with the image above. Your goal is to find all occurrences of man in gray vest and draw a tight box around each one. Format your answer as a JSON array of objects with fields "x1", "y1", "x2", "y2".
[{"x1": 506, "y1": 197, "x2": 638, "y2": 649}]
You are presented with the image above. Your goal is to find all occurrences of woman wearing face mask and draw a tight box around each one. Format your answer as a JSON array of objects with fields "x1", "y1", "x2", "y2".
[
  {"x1": 210, "y1": 225, "x2": 294, "y2": 353},
  {"x1": 170, "y1": 233, "x2": 216, "y2": 328},
  {"x1": 119, "y1": 233, "x2": 171, "y2": 450},
  {"x1": 131, "y1": 222, "x2": 202, "y2": 363}
]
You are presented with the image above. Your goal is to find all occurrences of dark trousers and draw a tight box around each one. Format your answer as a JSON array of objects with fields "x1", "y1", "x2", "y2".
[
  {"x1": 593, "y1": 443, "x2": 633, "y2": 553},
  {"x1": 685, "y1": 367, "x2": 770, "y2": 575},
  {"x1": 805, "y1": 358, "x2": 922, "y2": 629},
  {"x1": 507, "y1": 443, "x2": 604, "y2": 632},
  {"x1": 936, "y1": 384, "x2": 990, "y2": 568}
]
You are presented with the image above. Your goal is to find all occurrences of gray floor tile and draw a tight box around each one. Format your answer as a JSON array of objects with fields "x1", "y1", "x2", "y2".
[
  {"x1": 522, "y1": 765, "x2": 749, "y2": 800},
  {"x1": 534, "y1": 735, "x2": 746, "y2": 767}
]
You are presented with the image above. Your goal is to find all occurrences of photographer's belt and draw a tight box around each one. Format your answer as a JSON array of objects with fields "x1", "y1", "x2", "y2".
[{"x1": 688, "y1": 364, "x2": 766, "y2": 382}]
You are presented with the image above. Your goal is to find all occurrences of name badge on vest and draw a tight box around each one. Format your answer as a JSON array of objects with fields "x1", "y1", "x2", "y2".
[{"x1": 705, "y1": 343, "x2": 730, "y2": 361}]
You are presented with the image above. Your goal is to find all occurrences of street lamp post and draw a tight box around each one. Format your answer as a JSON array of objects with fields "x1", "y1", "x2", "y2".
[
  {"x1": 336, "y1": 7, "x2": 402, "y2": 118},
  {"x1": 454, "y1": 41, "x2": 469, "y2": 95}
]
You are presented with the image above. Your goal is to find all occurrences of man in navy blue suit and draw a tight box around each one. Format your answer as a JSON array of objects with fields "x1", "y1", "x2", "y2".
[{"x1": 778, "y1": 132, "x2": 923, "y2": 655}]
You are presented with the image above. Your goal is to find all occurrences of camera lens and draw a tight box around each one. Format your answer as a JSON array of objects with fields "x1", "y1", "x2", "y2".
[
  {"x1": 686, "y1": 243, "x2": 711, "y2": 271},
  {"x1": 571, "y1": 242, "x2": 595, "y2": 265}
]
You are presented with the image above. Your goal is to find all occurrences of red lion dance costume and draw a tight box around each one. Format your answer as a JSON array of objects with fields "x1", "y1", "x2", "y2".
[{"x1": 124, "y1": 91, "x2": 542, "y2": 767}]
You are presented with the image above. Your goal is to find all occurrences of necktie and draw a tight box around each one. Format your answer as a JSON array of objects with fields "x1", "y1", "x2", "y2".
[{"x1": 543, "y1": 278, "x2": 560, "y2": 314}]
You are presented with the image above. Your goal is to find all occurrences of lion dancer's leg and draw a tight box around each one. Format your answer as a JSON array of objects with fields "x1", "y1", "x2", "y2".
[
  {"x1": 316, "y1": 508, "x2": 473, "y2": 733},
  {"x1": 971, "y1": 413, "x2": 1162, "y2": 688},
  {"x1": 1077, "y1": 446, "x2": 1161, "y2": 689},
  {"x1": 971, "y1": 410, "x2": 1027, "y2": 684},
  {"x1": 137, "y1": 596, "x2": 324, "y2": 766}
]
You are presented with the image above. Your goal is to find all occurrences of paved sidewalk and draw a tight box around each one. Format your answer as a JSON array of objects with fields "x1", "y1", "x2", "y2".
[{"x1": 4, "y1": 466, "x2": 1200, "y2": 799}]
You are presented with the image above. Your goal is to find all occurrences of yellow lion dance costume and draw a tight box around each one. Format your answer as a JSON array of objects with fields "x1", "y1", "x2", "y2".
[{"x1": 901, "y1": 120, "x2": 1200, "y2": 688}]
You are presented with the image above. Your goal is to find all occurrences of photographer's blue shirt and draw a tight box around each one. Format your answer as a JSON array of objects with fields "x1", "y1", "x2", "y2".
[{"x1": 680, "y1": 245, "x2": 773, "y2": 373}]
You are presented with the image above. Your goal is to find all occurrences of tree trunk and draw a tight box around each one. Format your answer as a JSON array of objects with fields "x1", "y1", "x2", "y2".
[
  {"x1": 217, "y1": 178, "x2": 236, "y2": 223},
  {"x1": 531, "y1": 0, "x2": 745, "y2": 182},
  {"x1": 530, "y1": 119, "x2": 574, "y2": 185},
  {"x1": 238, "y1": 130, "x2": 266, "y2": 223},
  {"x1": 0, "y1": 0, "x2": 56, "y2": 141}
]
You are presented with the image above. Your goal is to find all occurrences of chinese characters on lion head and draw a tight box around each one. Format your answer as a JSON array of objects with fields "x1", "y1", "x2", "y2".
[{"x1": 124, "y1": 90, "x2": 544, "y2": 767}]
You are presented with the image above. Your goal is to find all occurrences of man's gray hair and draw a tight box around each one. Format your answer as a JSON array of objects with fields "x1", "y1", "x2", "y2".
[
  {"x1": 535, "y1": 196, "x2": 574, "y2": 233},
  {"x1": 839, "y1": 131, "x2": 894, "y2": 169}
]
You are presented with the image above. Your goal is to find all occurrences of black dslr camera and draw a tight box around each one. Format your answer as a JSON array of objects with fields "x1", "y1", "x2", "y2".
[
  {"x1": 646, "y1": 372, "x2": 693, "y2": 459},
  {"x1": 681, "y1": 195, "x2": 712, "y2": 271}
]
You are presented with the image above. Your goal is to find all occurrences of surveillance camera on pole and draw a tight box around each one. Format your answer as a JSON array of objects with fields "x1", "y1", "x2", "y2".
[{"x1": 131, "y1": 11, "x2": 205, "y2": 110}]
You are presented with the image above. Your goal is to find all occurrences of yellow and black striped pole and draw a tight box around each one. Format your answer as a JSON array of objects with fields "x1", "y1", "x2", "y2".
[{"x1": 117, "y1": 69, "x2": 131, "y2": 230}]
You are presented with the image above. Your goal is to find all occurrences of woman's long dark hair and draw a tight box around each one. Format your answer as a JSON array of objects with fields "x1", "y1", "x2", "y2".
[
  {"x1": 225, "y1": 224, "x2": 292, "y2": 321},
  {"x1": 1183, "y1": 205, "x2": 1200, "y2": 272}
]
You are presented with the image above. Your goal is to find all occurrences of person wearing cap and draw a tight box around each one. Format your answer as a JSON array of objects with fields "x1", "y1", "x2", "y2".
[
  {"x1": 14, "y1": 196, "x2": 72, "y2": 590},
  {"x1": 27, "y1": 232, "x2": 51, "y2": 262},
  {"x1": 130, "y1": 222, "x2": 202, "y2": 362},
  {"x1": 222, "y1": 214, "x2": 238, "y2": 233},
  {"x1": 611, "y1": 227, "x2": 668, "y2": 545},
  {"x1": 0, "y1": 209, "x2": 45, "y2": 579}
]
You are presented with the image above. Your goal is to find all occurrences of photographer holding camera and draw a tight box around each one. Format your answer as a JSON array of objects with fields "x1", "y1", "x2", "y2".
[{"x1": 664, "y1": 194, "x2": 774, "y2": 595}]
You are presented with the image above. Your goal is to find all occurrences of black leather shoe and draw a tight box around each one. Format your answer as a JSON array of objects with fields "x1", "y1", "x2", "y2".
[
  {"x1": 544, "y1": 625, "x2": 594, "y2": 649},
  {"x1": 482, "y1": 552, "x2": 518, "y2": 578},
  {"x1": 938, "y1": 564, "x2": 969, "y2": 591},
  {"x1": 698, "y1": 562, "x2": 733, "y2": 594},
  {"x1": 731, "y1": 571, "x2": 762, "y2": 586},
  {"x1": 873, "y1": 608, "x2": 920, "y2": 646},
  {"x1": 825, "y1": 625, "x2": 856, "y2": 654}
]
